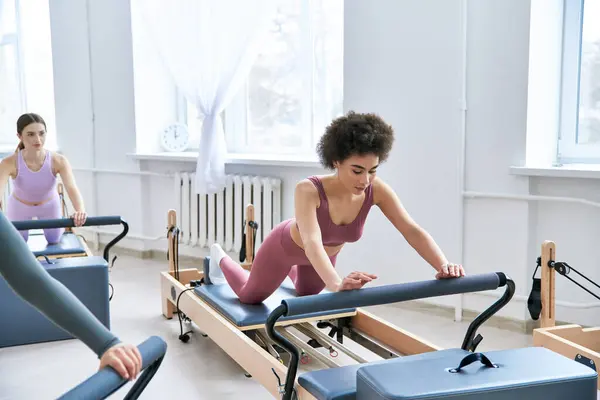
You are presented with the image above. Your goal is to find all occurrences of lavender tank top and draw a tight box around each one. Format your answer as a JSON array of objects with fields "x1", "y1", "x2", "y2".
[{"x1": 12, "y1": 150, "x2": 57, "y2": 203}]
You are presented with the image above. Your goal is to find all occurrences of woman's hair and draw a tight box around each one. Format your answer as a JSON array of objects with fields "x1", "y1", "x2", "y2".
[
  {"x1": 316, "y1": 111, "x2": 395, "y2": 169},
  {"x1": 15, "y1": 113, "x2": 46, "y2": 152}
]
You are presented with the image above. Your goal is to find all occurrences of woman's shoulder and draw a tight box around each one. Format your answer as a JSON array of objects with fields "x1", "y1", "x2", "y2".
[
  {"x1": 50, "y1": 151, "x2": 69, "y2": 166},
  {"x1": 295, "y1": 176, "x2": 324, "y2": 207},
  {"x1": 0, "y1": 153, "x2": 17, "y2": 174},
  {"x1": 370, "y1": 176, "x2": 393, "y2": 205}
]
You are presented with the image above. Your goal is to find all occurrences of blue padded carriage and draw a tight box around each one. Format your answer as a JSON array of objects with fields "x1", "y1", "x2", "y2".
[
  {"x1": 0, "y1": 256, "x2": 111, "y2": 348},
  {"x1": 28, "y1": 232, "x2": 87, "y2": 257},
  {"x1": 194, "y1": 281, "x2": 356, "y2": 328},
  {"x1": 194, "y1": 257, "x2": 356, "y2": 328}
]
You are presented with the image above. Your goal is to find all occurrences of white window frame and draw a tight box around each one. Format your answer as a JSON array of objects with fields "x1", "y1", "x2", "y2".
[
  {"x1": 0, "y1": 0, "x2": 27, "y2": 147},
  {"x1": 557, "y1": 0, "x2": 600, "y2": 164},
  {"x1": 0, "y1": 0, "x2": 56, "y2": 150},
  {"x1": 177, "y1": 0, "x2": 340, "y2": 159}
]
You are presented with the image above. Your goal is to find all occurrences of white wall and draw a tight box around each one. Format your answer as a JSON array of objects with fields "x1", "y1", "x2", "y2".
[{"x1": 47, "y1": 0, "x2": 600, "y2": 328}]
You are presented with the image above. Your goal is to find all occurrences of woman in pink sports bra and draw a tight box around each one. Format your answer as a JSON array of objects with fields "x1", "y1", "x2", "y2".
[
  {"x1": 0, "y1": 113, "x2": 87, "y2": 243},
  {"x1": 208, "y1": 111, "x2": 465, "y2": 304}
]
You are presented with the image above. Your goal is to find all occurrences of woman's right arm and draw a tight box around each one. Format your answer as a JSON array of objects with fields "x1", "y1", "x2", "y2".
[
  {"x1": 0, "y1": 158, "x2": 13, "y2": 209},
  {"x1": 294, "y1": 180, "x2": 342, "y2": 292},
  {"x1": 294, "y1": 180, "x2": 375, "y2": 292},
  {"x1": 0, "y1": 211, "x2": 142, "y2": 380}
]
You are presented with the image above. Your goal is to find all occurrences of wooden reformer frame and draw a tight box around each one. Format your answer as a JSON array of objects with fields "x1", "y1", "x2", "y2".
[
  {"x1": 160, "y1": 206, "x2": 443, "y2": 399},
  {"x1": 533, "y1": 240, "x2": 600, "y2": 387}
]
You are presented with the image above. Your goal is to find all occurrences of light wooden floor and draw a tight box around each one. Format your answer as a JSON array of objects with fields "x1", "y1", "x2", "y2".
[{"x1": 0, "y1": 254, "x2": 597, "y2": 399}]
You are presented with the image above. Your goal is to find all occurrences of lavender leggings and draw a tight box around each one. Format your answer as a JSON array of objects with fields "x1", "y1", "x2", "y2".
[
  {"x1": 6, "y1": 194, "x2": 64, "y2": 243},
  {"x1": 220, "y1": 219, "x2": 337, "y2": 304}
]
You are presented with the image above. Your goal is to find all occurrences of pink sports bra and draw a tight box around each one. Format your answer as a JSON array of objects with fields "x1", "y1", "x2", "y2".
[{"x1": 307, "y1": 176, "x2": 374, "y2": 247}]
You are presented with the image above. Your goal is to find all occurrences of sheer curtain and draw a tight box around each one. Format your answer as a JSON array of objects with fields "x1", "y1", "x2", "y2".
[
  {"x1": 0, "y1": 0, "x2": 4, "y2": 40},
  {"x1": 135, "y1": 0, "x2": 277, "y2": 194}
]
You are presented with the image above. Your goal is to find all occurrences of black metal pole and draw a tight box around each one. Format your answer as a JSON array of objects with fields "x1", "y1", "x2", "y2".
[
  {"x1": 461, "y1": 277, "x2": 515, "y2": 351},
  {"x1": 103, "y1": 220, "x2": 129, "y2": 262},
  {"x1": 265, "y1": 304, "x2": 298, "y2": 400}
]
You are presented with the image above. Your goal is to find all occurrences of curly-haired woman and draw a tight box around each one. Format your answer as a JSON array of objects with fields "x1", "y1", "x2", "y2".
[{"x1": 208, "y1": 111, "x2": 465, "y2": 304}]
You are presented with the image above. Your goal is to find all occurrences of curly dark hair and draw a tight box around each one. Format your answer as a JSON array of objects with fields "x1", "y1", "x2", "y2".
[{"x1": 316, "y1": 111, "x2": 395, "y2": 169}]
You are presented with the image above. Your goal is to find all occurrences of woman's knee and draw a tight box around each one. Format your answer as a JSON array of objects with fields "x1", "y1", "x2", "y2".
[
  {"x1": 44, "y1": 228, "x2": 64, "y2": 244},
  {"x1": 18, "y1": 230, "x2": 29, "y2": 242},
  {"x1": 238, "y1": 291, "x2": 269, "y2": 305},
  {"x1": 294, "y1": 284, "x2": 325, "y2": 297}
]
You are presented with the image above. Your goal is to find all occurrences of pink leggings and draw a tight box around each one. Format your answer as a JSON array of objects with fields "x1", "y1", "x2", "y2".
[
  {"x1": 219, "y1": 219, "x2": 337, "y2": 304},
  {"x1": 6, "y1": 194, "x2": 64, "y2": 244}
]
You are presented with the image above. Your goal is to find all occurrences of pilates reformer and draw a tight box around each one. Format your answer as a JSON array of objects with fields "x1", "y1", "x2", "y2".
[
  {"x1": 159, "y1": 209, "x2": 598, "y2": 399},
  {"x1": 12, "y1": 215, "x2": 129, "y2": 264},
  {"x1": 529, "y1": 240, "x2": 600, "y2": 389},
  {"x1": 58, "y1": 335, "x2": 166, "y2": 400},
  {"x1": 161, "y1": 208, "x2": 436, "y2": 395},
  {"x1": 0, "y1": 216, "x2": 129, "y2": 348},
  {"x1": 7, "y1": 183, "x2": 96, "y2": 260},
  {"x1": 268, "y1": 271, "x2": 597, "y2": 399}
]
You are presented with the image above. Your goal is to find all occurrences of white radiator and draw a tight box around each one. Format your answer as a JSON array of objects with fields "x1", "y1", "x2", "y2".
[
  {"x1": 1, "y1": 179, "x2": 12, "y2": 211},
  {"x1": 174, "y1": 173, "x2": 282, "y2": 253}
]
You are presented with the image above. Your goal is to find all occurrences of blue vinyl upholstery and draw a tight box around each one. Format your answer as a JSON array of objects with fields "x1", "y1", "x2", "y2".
[
  {"x1": 28, "y1": 232, "x2": 87, "y2": 257},
  {"x1": 194, "y1": 278, "x2": 356, "y2": 327},
  {"x1": 356, "y1": 346, "x2": 598, "y2": 400},
  {"x1": 298, "y1": 349, "x2": 469, "y2": 400},
  {"x1": 0, "y1": 256, "x2": 111, "y2": 348}
]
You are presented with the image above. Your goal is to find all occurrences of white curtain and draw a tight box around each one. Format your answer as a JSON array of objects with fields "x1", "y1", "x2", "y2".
[
  {"x1": 135, "y1": 0, "x2": 277, "y2": 194},
  {"x1": 0, "y1": 0, "x2": 5, "y2": 41}
]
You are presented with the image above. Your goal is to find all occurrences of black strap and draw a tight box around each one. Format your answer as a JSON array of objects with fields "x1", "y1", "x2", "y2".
[
  {"x1": 528, "y1": 277, "x2": 542, "y2": 320},
  {"x1": 239, "y1": 220, "x2": 258, "y2": 263},
  {"x1": 449, "y1": 352, "x2": 498, "y2": 373},
  {"x1": 528, "y1": 257, "x2": 542, "y2": 320}
]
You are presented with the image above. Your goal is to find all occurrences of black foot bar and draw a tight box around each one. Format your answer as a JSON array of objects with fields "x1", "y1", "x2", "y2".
[
  {"x1": 57, "y1": 336, "x2": 167, "y2": 400},
  {"x1": 12, "y1": 216, "x2": 129, "y2": 263},
  {"x1": 265, "y1": 272, "x2": 515, "y2": 400}
]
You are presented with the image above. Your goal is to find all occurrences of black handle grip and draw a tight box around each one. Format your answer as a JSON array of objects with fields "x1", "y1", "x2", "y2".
[
  {"x1": 448, "y1": 352, "x2": 498, "y2": 373},
  {"x1": 12, "y1": 216, "x2": 123, "y2": 230},
  {"x1": 57, "y1": 336, "x2": 167, "y2": 400}
]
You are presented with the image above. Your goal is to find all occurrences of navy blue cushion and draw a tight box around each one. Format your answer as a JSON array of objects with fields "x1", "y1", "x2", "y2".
[
  {"x1": 356, "y1": 347, "x2": 598, "y2": 400},
  {"x1": 298, "y1": 349, "x2": 469, "y2": 400},
  {"x1": 0, "y1": 256, "x2": 110, "y2": 348},
  {"x1": 193, "y1": 278, "x2": 356, "y2": 328},
  {"x1": 28, "y1": 232, "x2": 87, "y2": 257}
]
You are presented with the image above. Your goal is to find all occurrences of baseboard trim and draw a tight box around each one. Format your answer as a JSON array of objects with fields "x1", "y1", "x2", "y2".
[
  {"x1": 391, "y1": 300, "x2": 572, "y2": 334},
  {"x1": 89, "y1": 241, "x2": 154, "y2": 260}
]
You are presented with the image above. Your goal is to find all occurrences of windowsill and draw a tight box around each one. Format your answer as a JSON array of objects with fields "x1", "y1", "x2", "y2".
[
  {"x1": 0, "y1": 144, "x2": 16, "y2": 156},
  {"x1": 510, "y1": 164, "x2": 600, "y2": 179},
  {"x1": 0, "y1": 144, "x2": 61, "y2": 157},
  {"x1": 128, "y1": 151, "x2": 322, "y2": 169}
]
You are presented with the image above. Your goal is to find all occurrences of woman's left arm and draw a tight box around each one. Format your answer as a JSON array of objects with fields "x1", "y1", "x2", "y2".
[
  {"x1": 372, "y1": 177, "x2": 464, "y2": 278},
  {"x1": 54, "y1": 153, "x2": 87, "y2": 226}
]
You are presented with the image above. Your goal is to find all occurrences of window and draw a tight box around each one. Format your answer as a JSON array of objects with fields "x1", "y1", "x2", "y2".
[
  {"x1": 557, "y1": 0, "x2": 600, "y2": 164},
  {"x1": 0, "y1": 0, "x2": 25, "y2": 147},
  {"x1": 181, "y1": 0, "x2": 344, "y2": 158},
  {"x1": 0, "y1": 0, "x2": 57, "y2": 150}
]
